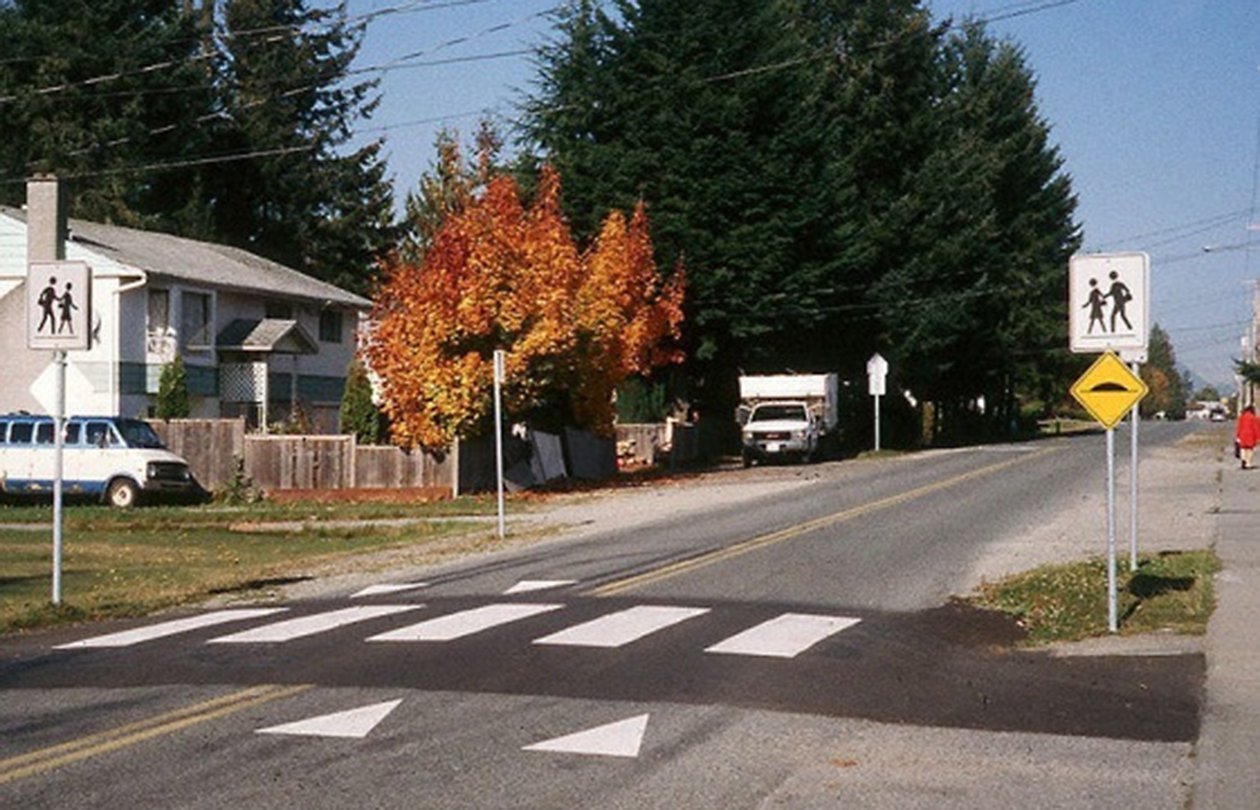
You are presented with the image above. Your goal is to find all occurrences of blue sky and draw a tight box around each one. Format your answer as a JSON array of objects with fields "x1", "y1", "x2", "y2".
[{"x1": 342, "y1": 0, "x2": 1260, "y2": 389}]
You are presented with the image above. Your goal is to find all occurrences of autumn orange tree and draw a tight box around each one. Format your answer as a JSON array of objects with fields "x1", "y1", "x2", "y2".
[{"x1": 367, "y1": 165, "x2": 685, "y2": 451}]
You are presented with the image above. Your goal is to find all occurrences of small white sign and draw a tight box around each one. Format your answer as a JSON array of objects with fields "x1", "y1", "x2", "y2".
[
  {"x1": 1069, "y1": 252, "x2": 1149, "y2": 354},
  {"x1": 867, "y1": 353, "x2": 888, "y2": 397},
  {"x1": 27, "y1": 261, "x2": 92, "y2": 351}
]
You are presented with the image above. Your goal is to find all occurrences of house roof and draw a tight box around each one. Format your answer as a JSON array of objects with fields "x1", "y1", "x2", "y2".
[
  {"x1": 216, "y1": 318, "x2": 318, "y2": 354},
  {"x1": 0, "y1": 206, "x2": 370, "y2": 309}
]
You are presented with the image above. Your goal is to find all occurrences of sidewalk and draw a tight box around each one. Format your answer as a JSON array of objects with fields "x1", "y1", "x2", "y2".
[{"x1": 1193, "y1": 460, "x2": 1260, "y2": 808}]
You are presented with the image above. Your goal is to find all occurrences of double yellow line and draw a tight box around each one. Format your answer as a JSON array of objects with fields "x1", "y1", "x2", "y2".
[
  {"x1": 588, "y1": 447, "x2": 1056, "y2": 596},
  {"x1": 0, "y1": 684, "x2": 309, "y2": 786}
]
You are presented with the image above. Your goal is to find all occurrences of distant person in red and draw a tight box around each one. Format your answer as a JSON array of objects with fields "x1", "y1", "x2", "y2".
[{"x1": 1236, "y1": 405, "x2": 1259, "y2": 470}]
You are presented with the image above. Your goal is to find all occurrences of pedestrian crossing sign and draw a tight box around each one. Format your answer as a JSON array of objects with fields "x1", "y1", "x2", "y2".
[
  {"x1": 1069, "y1": 252, "x2": 1149, "y2": 357},
  {"x1": 1070, "y1": 350, "x2": 1148, "y2": 430},
  {"x1": 27, "y1": 260, "x2": 92, "y2": 351}
]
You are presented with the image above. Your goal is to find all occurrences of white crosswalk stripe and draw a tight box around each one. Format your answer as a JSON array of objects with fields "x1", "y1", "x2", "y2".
[
  {"x1": 704, "y1": 613, "x2": 861, "y2": 658},
  {"x1": 208, "y1": 605, "x2": 423, "y2": 644},
  {"x1": 366, "y1": 603, "x2": 564, "y2": 642},
  {"x1": 54, "y1": 608, "x2": 289, "y2": 649},
  {"x1": 533, "y1": 605, "x2": 710, "y2": 648}
]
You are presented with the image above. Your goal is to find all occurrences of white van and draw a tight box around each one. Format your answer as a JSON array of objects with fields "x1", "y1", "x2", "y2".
[{"x1": 0, "y1": 414, "x2": 198, "y2": 507}]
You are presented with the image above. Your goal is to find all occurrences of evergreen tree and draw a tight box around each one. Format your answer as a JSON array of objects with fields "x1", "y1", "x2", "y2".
[
  {"x1": 338, "y1": 357, "x2": 383, "y2": 444},
  {"x1": 0, "y1": 1, "x2": 395, "y2": 293},
  {"x1": 1144, "y1": 323, "x2": 1187, "y2": 418},
  {"x1": 0, "y1": 0, "x2": 218, "y2": 228},
  {"x1": 155, "y1": 354, "x2": 192, "y2": 419},
  {"x1": 871, "y1": 22, "x2": 1078, "y2": 438},
  {"x1": 523, "y1": 0, "x2": 834, "y2": 385},
  {"x1": 211, "y1": 0, "x2": 394, "y2": 294},
  {"x1": 397, "y1": 123, "x2": 501, "y2": 265}
]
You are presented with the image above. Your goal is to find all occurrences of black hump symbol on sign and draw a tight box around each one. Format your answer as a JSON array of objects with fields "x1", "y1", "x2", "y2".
[{"x1": 1087, "y1": 382, "x2": 1130, "y2": 392}]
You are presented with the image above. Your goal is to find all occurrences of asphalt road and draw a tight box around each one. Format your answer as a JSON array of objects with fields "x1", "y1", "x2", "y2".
[{"x1": 0, "y1": 424, "x2": 1210, "y2": 809}]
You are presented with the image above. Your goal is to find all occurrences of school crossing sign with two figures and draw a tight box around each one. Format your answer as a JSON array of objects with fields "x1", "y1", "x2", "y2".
[
  {"x1": 1069, "y1": 252, "x2": 1149, "y2": 359},
  {"x1": 26, "y1": 261, "x2": 91, "y2": 351}
]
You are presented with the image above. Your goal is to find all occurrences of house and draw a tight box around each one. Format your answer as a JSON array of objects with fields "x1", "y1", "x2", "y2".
[{"x1": 0, "y1": 177, "x2": 370, "y2": 432}]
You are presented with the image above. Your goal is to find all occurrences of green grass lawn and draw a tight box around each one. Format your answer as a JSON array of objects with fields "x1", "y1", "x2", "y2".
[
  {"x1": 971, "y1": 549, "x2": 1219, "y2": 645},
  {"x1": 0, "y1": 497, "x2": 504, "y2": 634}
]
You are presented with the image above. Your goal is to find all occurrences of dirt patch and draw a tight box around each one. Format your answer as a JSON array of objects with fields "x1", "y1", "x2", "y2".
[
  {"x1": 906, "y1": 599, "x2": 1028, "y2": 649},
  {"x1": 263, "y1": 487, "x2": 451, "y2": 504}
]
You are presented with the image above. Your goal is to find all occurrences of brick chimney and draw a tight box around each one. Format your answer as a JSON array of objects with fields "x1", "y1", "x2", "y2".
[{"x1": 26, "y1": 174, "x2": 67, "y2": 263}]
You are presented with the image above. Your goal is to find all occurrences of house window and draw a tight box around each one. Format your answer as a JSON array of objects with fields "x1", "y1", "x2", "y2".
[
  {"x1": 265, "y1": 301, "x2": 294, "y2": 320},
  {"x1": 148, "y1": 289, "x2": 170, "y2": 331},
  {"x1": 180, "y1": 291, "x2": 212, "y2": 350},
  {"x1": 318, "y1": 309, "x2": 343, "y2": 343}
]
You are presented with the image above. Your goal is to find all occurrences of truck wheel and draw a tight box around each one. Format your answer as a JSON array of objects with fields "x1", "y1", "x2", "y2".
[{"x1": 105, "y1": 478, "x2": 139, "y2": 508}]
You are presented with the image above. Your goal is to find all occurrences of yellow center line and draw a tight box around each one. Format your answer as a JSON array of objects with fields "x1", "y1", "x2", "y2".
[
  {"x1": 587, "y1": 447, "x2": 1060, "y2": 597},
  {"x1": 0, "y1": 683, "x2": 311, "y2": 785}
]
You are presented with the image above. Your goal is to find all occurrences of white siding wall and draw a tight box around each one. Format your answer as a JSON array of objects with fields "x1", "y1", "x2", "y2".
[{"x1": 0, "y1": 213, "x2": 138, "y2": 416}]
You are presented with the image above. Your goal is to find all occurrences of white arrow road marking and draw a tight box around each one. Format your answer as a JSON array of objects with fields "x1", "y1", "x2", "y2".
[
  {"x1": 351, "y1": 582, "x2": 429, "y2": 598},
  {"x1": 523, "y1": 714, "x2": 649, "y2": 758},
  {"x1": 54, "y1": 608, "x2": 289, "y2": 649},
  {"x1": 208, "y1": 605, "x2": 423, "y2": 644},
  {"x1": 367, "y1": 603, "x2": 564, "y2": 642},
  {"x1": 503, "y1": 579, "x2": 576, "y2": 595},
  {"x1": 533, "y1": 605, "x2": 710, "y2": 648},
  {"x1": 257, "y1": 699, "x2": 403, "y2": 739},
  {"x1": 704, "y1": 613, "x2": 861, "y2": 658}
]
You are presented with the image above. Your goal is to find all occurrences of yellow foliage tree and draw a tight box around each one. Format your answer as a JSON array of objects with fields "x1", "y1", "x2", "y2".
[{"x1": 367, "y1": 165, "x2": 685, "y2": 450}]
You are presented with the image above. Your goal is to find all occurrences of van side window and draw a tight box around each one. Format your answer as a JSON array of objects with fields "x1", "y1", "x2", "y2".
[
  {"x1": 64, "y1": 423, "x2": 81, "y2": 445},
  {"x1": 10, "y1": 423, "x2": 32, "y2": 443},
  {"x1": 0, "y1": 422, "x2": 7, "y2": 444},
  {"x1": 85, "y1": 422, "x2": 115, "y2": 447},
  {"x1": 35, "y1": 423, "x2": 54, "y2": 445}
]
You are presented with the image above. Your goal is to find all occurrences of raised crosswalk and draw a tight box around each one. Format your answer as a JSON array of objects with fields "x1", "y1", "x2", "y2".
[{"x1": 55, "y1": 602, "x2": 862, "y2": 659}]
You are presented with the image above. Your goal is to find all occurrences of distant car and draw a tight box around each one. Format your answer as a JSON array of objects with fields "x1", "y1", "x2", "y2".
[
  {"x1": 0, "y1": 414, "x2": 200, "y2": 507},
  {"x1": 1211, "y1": 411, "x2": 1227, "y2": 422}
]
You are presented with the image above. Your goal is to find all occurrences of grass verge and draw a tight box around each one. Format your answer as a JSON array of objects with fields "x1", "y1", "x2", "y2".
[
  {"x1": 970, "y1": 549, "x2": 1219, "y2": 646},
  {"x1": 0, "y1": 497, "x2": 507, "y2": 634}
]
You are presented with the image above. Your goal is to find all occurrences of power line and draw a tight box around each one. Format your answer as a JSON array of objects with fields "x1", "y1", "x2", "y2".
[{"x1": 0, "y1": 0, "x2": 1086, "y2": 185}]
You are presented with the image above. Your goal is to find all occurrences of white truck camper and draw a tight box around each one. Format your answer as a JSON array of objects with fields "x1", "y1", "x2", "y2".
[{"x1": 737, "y1": 374, "x2": 840, "y2": 467}]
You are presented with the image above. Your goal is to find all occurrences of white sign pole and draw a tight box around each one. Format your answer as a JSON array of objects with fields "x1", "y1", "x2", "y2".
[
  {"x1": 874, "y1": 394, "x2": 881, "y2": 453},
  {"x1": 1106, "y1": 428, "x2": 1118, "y2": 633},
  {"x1": 493, "y1": 350, "x2": 506, "y2": 540},
  {"x1": 1129, "y1": 361, "x2": 1140, "y2": 573},
  {"x1": 52, "y1": 350, "x2": 66, "y2": 605}
]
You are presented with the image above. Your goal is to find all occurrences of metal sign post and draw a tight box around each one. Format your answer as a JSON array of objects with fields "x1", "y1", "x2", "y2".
[
  {"x1": 1069, "y1": 352, "x2": 1148, "y2": 634},
  {"x1": 1129, "y1": 361, "x2": 1140, "y2": 572},
  {"x1": 1106, "y1": 428, "x2": 1118, "y2": 633},
  {"x1": 27, "y1": 260, "x2": 92, "y2": 606},
  {"x1": 52, "y1": 350, "x2": 66, "y2": 605},
  {"x1": 493, "y1": 349, "x2": 506, "y2": 540}
]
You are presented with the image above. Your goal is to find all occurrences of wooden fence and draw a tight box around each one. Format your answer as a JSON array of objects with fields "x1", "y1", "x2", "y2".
[
  {"x1": 149, "y1": 419, "x2": 244, "y2": 491},
  {"x1": 148, "y1": 419, "x2": 454, "y2": 494},
  {"x1": 148, "y1": 419, "x2": 693, "y2": 496}
]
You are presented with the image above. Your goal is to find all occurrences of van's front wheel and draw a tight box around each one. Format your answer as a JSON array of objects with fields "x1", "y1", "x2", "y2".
[{"x1": 105, "y1": 478, "x2": 139, "y2": 508}]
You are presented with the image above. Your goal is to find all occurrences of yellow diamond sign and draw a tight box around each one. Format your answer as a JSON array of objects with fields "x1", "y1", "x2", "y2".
[{"x1": 1070, "y1": 350, "x2": 1148, "y2": 430}]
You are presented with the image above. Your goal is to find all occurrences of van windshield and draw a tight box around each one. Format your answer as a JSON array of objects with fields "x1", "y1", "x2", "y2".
[
  {"x1": 749, "y1": 404, "x2": 807, "y2": 423},
  {"x1": 117, "y1": 419, "x2": 167, "y2": 449}
]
